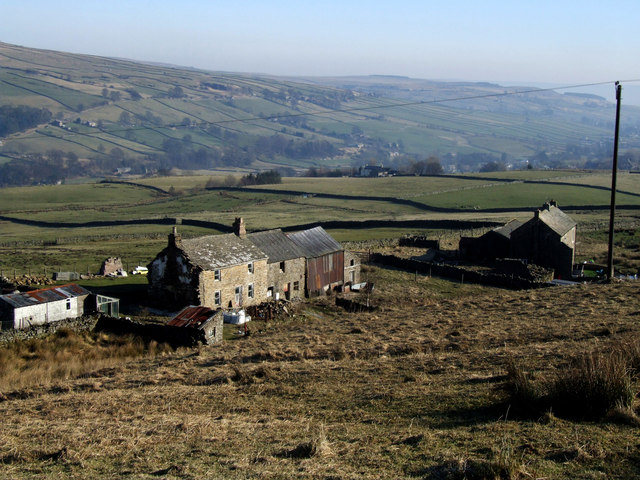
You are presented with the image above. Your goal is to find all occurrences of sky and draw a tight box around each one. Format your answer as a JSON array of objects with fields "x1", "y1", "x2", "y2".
[{"x1": 2, "y1": 0, "x2": 640, "y2": 104}]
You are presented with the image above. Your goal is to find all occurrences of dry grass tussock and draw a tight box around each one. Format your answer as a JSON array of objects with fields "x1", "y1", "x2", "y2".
[
  {"x1": 0, "y1": 328, "x2": 173, "y2": 392},
  {"x1": 1, "y1": 267, "x2": 640, "y2": 478}
]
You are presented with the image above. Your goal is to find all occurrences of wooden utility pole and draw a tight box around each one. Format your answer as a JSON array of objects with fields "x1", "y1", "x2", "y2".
[{"x1": 607, "y1": 82, "x2": 622, "y2": 280}]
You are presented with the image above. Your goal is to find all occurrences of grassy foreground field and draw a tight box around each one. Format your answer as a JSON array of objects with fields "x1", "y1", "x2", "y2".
[{"x1": 0, "y1": 267, "x2": 639, "y2": 479}]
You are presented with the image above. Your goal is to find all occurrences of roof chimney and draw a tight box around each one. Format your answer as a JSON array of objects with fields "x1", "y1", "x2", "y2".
[
  {"x1": 169, "y1": 226, "x2": 182, "y2": 247},
  {"x1": 233, "y1": 217, "x2": 246, "y2": 238}
]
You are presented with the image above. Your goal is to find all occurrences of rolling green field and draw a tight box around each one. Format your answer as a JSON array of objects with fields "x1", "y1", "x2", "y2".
[{"x1": 1, "y1": 171, "x2": 638, "y2": 276}]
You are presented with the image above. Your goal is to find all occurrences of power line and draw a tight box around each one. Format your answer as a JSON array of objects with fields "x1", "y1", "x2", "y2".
[{"x1": 13, "y1": 78, "x2": 640, "y2": 142}]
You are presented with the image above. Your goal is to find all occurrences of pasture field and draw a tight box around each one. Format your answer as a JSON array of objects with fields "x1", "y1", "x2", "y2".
[
  {"x1": 1, "y1": 171, "x2": 639, "y2": 276},
  {"x1": 0, "y1": 267, "x2": 639, "y2": 478}
]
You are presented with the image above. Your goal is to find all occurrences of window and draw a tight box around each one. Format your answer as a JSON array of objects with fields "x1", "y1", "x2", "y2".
[
  {"x1": 214, "y1": 269, "x2": 221, "y2": 281},
  {"x1": 350, "y1": 271, "x2": 355, "y2": 283},
  {"x1": 267, "y1": 287, "x2": 274, "y2": 298},
  {"x1": 214, "y1": 291, "x2": 221, "y2": 306},
  {"x1": 66, "y1": 299, "x2": 71, "y2": 310},
  {"x1": 248, "y1": 262, "x2": 254, "y2": 274},
  {"x1": 350, "y1": 259, "x2": 355, "y2": 266},
  {"x1": 248, "y1": 283, "x2": 254, "y2": 298},
  {"x1": 235, "y1": 286, "x2": 242, "y2": 305},
  {"x1": 279, "y1": 261, "x2": 285, "y2": 272},
  {"x1": 293, "y1": 281, "x2": 299, "y2": 291}
]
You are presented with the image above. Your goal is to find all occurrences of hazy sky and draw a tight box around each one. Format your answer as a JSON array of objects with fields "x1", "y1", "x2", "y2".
[{"x1": 2, "y1": 0, "x2": 639, "y2": 103}]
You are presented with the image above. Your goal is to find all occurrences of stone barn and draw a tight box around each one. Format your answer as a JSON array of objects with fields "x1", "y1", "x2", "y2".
[
  {"x1": 510, "y1": 201, "x2": 577, "y2": 279},
  {"x1": 460, "y1": 219, "x2": 523, "y2": 261},
  {"x1": 147, "y1": 225, "x2": 268, "y2": 310}
]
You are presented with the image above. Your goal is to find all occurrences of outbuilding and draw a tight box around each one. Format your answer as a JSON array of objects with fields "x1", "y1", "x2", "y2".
[{"x1": 0, "y1": 284, "x2": 91, "y2": 330}]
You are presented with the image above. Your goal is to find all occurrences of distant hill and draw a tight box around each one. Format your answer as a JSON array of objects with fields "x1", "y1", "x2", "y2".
[{"x1": 1, "y1": 42, "x2": 639, "y2": 186}]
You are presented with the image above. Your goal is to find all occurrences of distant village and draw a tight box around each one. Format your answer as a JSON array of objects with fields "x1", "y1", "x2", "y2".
[{"x1": 0, "y1": 202, "x2": 587, "y2": 345}]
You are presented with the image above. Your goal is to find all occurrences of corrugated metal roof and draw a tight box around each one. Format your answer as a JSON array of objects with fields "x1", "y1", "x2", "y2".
[
  {"x1": 247, "y1": 229, "x2": 307, "y2": 263},
  {"x1": 0, "y1": 284, "x2": 91, "y2": 309},
  {"x1": 168, "y1": 305, "x2": 216, "y2": 328},
  {"x1": 181, "y1": 233, "x2": 267, "y2": 270},
  {"x1": 287, "y1": 226, "x2": 343, "y2": 258}
]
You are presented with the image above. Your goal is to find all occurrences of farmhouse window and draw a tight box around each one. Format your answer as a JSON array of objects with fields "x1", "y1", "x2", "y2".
[
  {"x1": 214, "y1": 269, "x2": 221, "y2": 281},
  {"x1": 235, "y1": 286, "x2": 242, "y2": 305},
  {"x1": 279, "y1": 261, "x2": 285, "y2": 272},
  {"x1": 214, "y1": 290, "x2": 221, "y2": 306},
  {"x1": 293, "y1": 281, "x2": 299, "y2": 291},
  {"x1": 248, "y1": 283, "x2": 254, "y2": 298},
  {"x1": 350, "y1": 259, "x2": 355, "y2": 266},
  {"x1": 66, "y1": 299, "x2": 71, "y2": 310},
  {"x1": 248, "y1": 262, "x2": 254, "y2": 274},
  {"x1": 267, "y1": 287, "x2": 274, "y2": 297}
]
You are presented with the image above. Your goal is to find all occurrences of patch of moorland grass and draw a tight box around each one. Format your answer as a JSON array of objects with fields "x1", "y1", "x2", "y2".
[
  {"x1": 506, "y1": 340, "x2": 639, "y2": 421},
  {"x1": 0, "y1": 328, "x2": 173, "y2": 392}
]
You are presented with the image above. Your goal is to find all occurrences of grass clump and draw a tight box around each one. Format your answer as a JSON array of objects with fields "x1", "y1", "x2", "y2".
[
  {"x1": 0, "y1": 328, "x2": 173, "y2": 391},
  {"x1": 506, "y1": 342, "x2": 638, "y2": 420}
]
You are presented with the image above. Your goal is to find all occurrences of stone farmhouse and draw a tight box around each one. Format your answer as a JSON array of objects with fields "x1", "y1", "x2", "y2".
[
  {"x1": 147, "y1": 219, "x2": 361, "y2": 310},
  {"x1": 147, "y1": 225, "x2": 268, "y2": 310},
  {"x1": 460, "y1": 201, "x2": 577, "y2": 278},
  {"x1": 0, "y1": 284, "x2": 119, "y2": 330}
]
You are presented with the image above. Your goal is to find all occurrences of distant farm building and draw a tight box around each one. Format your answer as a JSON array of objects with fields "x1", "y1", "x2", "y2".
[
  {"x1": 147, "y1": 219, "x2": 361, "y2": 309},
  {"x1": 460, "y1": 201, "x2": 576, "y2": 278},
  {"x1": 357, "y1": 165, "x2": 392, "y2": 177},
  {"x1": 0, "y1": 284, "x2": 119, "y2": 330}
]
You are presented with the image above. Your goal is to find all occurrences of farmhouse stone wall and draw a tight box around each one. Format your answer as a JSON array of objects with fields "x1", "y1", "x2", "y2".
[
  {"x1": 265, "y1": 258, "x2": 306, "y2": 301},
  {"x1": 344, "y1": 251, "x2": 361, "y2": 286},
  {"x1": 147, "y1": 248, "x2": 201, "y2": 309},
  {"x1": 199, "y1": 259, "x2": 268, "y2": 309}
]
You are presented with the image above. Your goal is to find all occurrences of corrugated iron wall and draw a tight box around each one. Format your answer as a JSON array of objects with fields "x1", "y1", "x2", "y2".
[{"x1": 307, "y1": 251, "x2": 344, "y2": 295}]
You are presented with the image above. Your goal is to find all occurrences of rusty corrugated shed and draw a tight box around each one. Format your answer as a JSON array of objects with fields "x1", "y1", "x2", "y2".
[
  {"x1": 0, "y1": 284, "x2": 91, "y2": 309},
  {"x1": 168, "y1": 305, "x2": 216, "y2": 329},
  {"x1": 307, "y1": 251, "x2": 344, "y2": 293}
]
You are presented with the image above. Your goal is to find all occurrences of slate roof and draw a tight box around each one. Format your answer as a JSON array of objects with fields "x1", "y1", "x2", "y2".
[
  {"x1": 493, "y1": 219, "x2": 523, "y2": 239},
  {"x1": 247, "y1": 229, "x2": 307, "y2": 263},
  {"x1": 0, "y1": 284, "x2": 91, "y2": 309},
  {"x1": 181, "y1": 233, "x2": 267, "y2": 270},
  {"x1": 287, "y1": 226, "x2": 343, "y2": 258},
  {"x1": 168, "y1": 305, "x2": 217, "y2": 329},
  {"x1": 536, "y1": 205, "x2": 576, "y2": 236}
]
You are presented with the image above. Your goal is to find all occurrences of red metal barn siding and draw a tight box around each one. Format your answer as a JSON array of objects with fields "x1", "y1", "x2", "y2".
[{"x1": 307, "y1": 252, "x2": 344, "y2": 295}]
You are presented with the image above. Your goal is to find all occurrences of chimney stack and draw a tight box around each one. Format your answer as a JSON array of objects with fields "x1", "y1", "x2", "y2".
[
  {"x1": 233, "y1": 217, "x2": 246, "y2": 238},
  {"x1": 169, "y1": 226, "x2": 182, "y2": 247}
]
